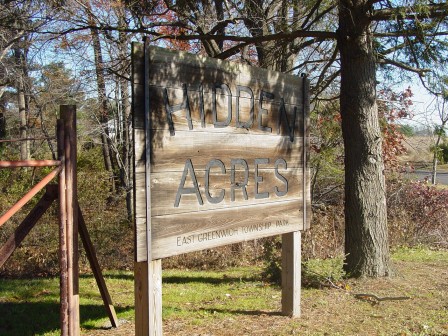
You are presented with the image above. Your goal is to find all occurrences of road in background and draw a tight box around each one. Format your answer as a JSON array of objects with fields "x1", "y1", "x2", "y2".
[{"x1": 405, "y1": 170, "x2": 448, "y2": 185}]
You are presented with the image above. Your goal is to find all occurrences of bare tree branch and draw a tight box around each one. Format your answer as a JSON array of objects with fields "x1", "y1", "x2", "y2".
[
  {"x1": 377, "y1": 55, "x2": 430, "y2": 75},
  {"x1": 374, "y1": 31, "x2": 448, "y2": 38},
  {"x1": 371, "y1": 3, "x2": 448, "y2": 21}
]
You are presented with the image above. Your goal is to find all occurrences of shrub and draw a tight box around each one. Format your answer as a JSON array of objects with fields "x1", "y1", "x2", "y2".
[{"x1": 388, "y1": 179, "x2": 448, "y2": 248}]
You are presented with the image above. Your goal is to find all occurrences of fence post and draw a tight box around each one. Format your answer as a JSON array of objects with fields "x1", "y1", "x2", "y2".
[
  {"x1": 60, "y1": 105, "x2": 80, "y2": 335},
  {"x1": 57, "y1": 119, "x2": 69, "y2": 335}
]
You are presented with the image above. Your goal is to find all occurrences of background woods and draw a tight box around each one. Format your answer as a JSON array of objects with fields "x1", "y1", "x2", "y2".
[{"x1": 1, "y1": 0, "x2": 448, "y2": 279}]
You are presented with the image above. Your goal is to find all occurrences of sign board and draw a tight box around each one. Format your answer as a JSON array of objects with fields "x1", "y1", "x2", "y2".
[{"x1": 133, "y1": 44, "x2": 310, "y2": 262}]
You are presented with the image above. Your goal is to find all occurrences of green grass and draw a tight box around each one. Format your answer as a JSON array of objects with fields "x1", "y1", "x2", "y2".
[
  {"x1": 0, "y1": 267, "x2": 276, "y2": 335},
  {"x1": 162, "y1": 266, "x2": 278, "y2": 324},
  {"x1": 1, "y1": 247, "x2": 448, "y2": 335},
  {"x1": 392, "y1": 245, "x2": 448, "y2": 262},
  {"x1": 0, "y1": 272, "x2": 135, "y2": 335}
]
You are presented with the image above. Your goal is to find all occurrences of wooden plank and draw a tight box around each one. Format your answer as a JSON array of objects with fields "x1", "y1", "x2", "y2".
[
  {"x1": 134, "y1": 128, "x2": 146, "y2": 176},
  {"x1": 152, "y1": 198, "x2": 302, "y2": 240},
  {"x1": 132, "y1": 43, "x2": 150, "y2": 335},
  {"x1": 0, "y1": 185, "x2": 57, "y2": 268},
  {"x1": 132, "y1": 42, "x2": 147, "y2": 261},
  {"x1": 143, "y1": 46, "x2": 304, "y2": 106},
  {"x1": 135, "y1": 217, "x2": 148, "y2": 263},
  {"x1": 144, "y1": 38, "x2": 153, "y2": 263},
  {"x1": 139, "y1": 199, "x2": 303, "y2": 260},
  {"x1": 144, "y1": 86, "x2": 303, "y2": 135},
  {"x1": 151, "y1": 167, "x2": 300, "y2": 215},
  {"x1": 305, "y1": 167, "x2": 311, "y2": 230},
  {"x1": 135, "y1": 129, "x2": 303, "y2": 173},
  {"x1": 281, "y1": 231, "x2": 301, "y2": 317},
  {"x1": 135, "y1": 168, "x2": 303, "y2": 217},
  {"x1": 78, "y1": 207, "x2": 118, "y2": 328},
  {"x1": 132, "y1": 43, "x2": 145, "y2": 130}
]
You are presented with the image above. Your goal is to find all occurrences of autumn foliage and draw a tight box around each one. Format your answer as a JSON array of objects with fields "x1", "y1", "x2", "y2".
[
  {"x1": 378, "y1": 87, "x2": 414, "y2": 170},
  {"x1": 388, "y1": 180, "x2": 448, "y2": 248}
]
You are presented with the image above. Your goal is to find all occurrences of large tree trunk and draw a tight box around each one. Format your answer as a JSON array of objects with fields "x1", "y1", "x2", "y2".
[{"x1": 338, "y1": 0, "x2": 391, "y2": 277}]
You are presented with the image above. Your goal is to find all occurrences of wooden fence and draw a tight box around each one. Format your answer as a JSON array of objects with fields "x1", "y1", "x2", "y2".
[{"x1": 0, "y1": 105, "x2": 118, "y2": 336}]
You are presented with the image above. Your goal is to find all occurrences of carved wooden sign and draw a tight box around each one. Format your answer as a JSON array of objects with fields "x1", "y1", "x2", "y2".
[{"x1": 133, "y1": 45, "x2": 310, "y2": 262}]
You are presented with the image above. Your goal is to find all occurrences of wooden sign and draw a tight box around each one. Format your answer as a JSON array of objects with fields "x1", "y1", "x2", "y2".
[{"x1": 133, "y1": 44, "x2": 310, "y2": 262}]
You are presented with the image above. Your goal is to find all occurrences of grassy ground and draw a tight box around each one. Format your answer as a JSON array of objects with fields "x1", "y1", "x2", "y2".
[{"x1": 1, "y1": 247, "x2": 447, "y2": 336}]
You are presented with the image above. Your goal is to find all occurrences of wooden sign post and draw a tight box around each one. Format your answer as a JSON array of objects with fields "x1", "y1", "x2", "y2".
[{"x1": 132, "y1": 42, "x2": 310, "y2": 335}]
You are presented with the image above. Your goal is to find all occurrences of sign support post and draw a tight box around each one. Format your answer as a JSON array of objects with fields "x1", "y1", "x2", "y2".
[
  {"x1": 281, "y1": 72, "x2": 310, "y2": 317},
  {"x1": 281, "y1": 231, "x2": 301, "y2": 316}
]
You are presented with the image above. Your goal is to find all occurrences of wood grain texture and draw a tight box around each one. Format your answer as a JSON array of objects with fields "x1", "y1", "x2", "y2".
[
  {"x1": 135, "y1": 129, "x2": 303, "y2": 173},
  {"x1": 61, "y1": 105, "x2": 80, "y2": 336},
  {"x1": 302, "y1": 77, "x2": 311, "y2": 230},
  {"x1": 132, "y1": 43, "x2": 145, "y2": 130},
  {"x1": 143, "y1": 86, "x2": 303, "y2": 135},
  {"x1": 57, "y1": 119, "x2": 69, "y2": 336},
  {"x1": 140, "y1": 46, "x2": 304, "y2": 105},
  {"x1": 148, "y1": 199, "x2": 303, "y2": 260},
  {"x1": 135, "y1": 168, "x2": 303, "y2": 216},
  {"x1": 134, "y1": 261, "x2": 149, "y2": 336},
  {"x1": 282, "y1": 231, "x2": 301, "y2": 317},
  {"x1": 135, "y1": 217, "x2": 148, "y2": 263},
  {"x1": 148, "y1": 259, "x2": 162, "y2": 335},
  {"x1": 132, "y1": 42, "x2": 147, "y2": 263},
  {"x1": 132, "y1": 45, "x2": 310, "y2": 262},
  {"x1": 134, "y1": 260, "x2": 162, "y2": 336}
]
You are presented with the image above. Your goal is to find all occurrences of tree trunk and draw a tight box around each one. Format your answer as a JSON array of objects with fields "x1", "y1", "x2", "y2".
[
  {"x1": 119, "y1": 46, "x2": 133, "y2": 221},
  {"x1": 116, "y1": 5, "x2": 133, "y2": 221},
  {"x1": 432, "y1": 117, "x2": 447, "y2": 185},
  {"x1": 246, "y1": 0, "x2": 296, "y2": 72},
  {"x1": 0, "y1": 96, "x2": 6, "y2": 152},
  {"x1": 338, "y1": 0, "x2": 391, "y2": 277},
  {"x1": 89, "y1": 15, "x2": 116, "y2": 192},
  {"x1": 432, "y1": 134, "x2": 441, "y2": 185},
  {"x1": 14, "y1": 46, "x2": 29, "y2": 160},
  {"x1": 431, "y1": 153, "x2": 438, "y2": 185},
  {"x1": 120, "y1": 74, "x2": 133, "y2": 221},
  {"x1": 17, "y1": 77, "x2": 29, "y2": 160}
]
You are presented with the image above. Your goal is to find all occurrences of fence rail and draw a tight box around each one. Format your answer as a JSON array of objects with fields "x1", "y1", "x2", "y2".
[
  {"x1": 0, "y1": 166, "x2": 62, "y2": 227},
  {"x1": 0, "y1": 160, "x2": 61, "y2": 168},
  {"x1": 0, "y1": 137, "x2": 55, "y2": 143}
]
